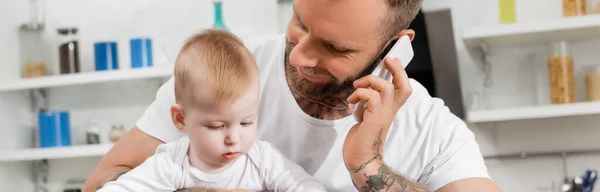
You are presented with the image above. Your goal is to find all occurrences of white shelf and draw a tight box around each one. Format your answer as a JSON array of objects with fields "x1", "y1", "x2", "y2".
[
  {"x1": 0, "y1": 144, "x2": 113, "y2": 162},
  {"x1": 462, "y1": 14, "x2": 600, "y2": 48},
  {"x1": 0, "y1": 67, "x2": 173, "y2": 92},
  {"x1": 467, "y1": 101, "x2": 600, "y2": 123}
]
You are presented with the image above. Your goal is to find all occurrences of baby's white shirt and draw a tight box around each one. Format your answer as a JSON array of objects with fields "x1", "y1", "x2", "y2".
[{"x1": 98, "y1": 137, "x2": 326, "y2": 192}]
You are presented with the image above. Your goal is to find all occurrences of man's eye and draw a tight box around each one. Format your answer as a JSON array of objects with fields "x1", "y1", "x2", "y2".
[
  {"x1": 328, "y1": 44, "x2": 349, "y2": 53},
  {"x1": 241, "y1": 122, "x2": 253, "y2": 127},
  {"x1": 207, "y1": 125, "x2": 224, "y2": 130}
]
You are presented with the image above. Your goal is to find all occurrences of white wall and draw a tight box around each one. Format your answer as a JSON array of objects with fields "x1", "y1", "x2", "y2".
[
  {"x1": 0, "y1": 0, "x2": 280, "y2": 191},
  {"x1": 448, "y1": 0, "x2": 600, "y2": 191},
  {"x1": 1, "y1": 0, "x2": 599, "y2": 191}
]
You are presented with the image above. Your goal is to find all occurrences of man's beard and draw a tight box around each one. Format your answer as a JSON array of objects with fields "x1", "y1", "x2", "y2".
[{"x1": 284, "y1": 40, "x2": 384, "y2": 101}]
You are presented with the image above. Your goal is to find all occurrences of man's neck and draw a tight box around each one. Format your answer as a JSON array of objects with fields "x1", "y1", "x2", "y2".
[{"x1": 291, "y1": 90, "x2": 353, "y2": 120}]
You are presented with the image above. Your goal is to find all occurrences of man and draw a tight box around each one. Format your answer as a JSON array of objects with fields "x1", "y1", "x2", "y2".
[{"x1": 85, "y1": 0, "x2": 502, "y2": 191}]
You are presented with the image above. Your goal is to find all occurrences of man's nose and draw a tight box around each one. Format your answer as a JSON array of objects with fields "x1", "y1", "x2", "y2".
[{"x1": 289, "y1": 37, "x2": 319, "y2": 68}]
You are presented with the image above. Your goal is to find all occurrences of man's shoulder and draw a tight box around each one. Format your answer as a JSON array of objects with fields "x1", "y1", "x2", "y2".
[{"x1": 394, "y1": 79, "x2": 467, "y2": 133}]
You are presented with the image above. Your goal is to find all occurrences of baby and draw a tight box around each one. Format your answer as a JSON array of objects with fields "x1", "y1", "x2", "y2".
[{"x1": 98, "y1": 29, "x2": 326, "y2": 192}]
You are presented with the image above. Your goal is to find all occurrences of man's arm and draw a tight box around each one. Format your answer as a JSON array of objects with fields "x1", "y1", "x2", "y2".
[
  {"x1": 348, "y1": 144, "x2": 428, "y2": 192},
  {"x1": 435, "y1": 178, "x2": 501, "y2": 192},
  {"x1": 83, "y1": 127, "x2": 164, "y2": 192},
  {"x1": 350, "y1": 160, "x2": 501, "y2": 192}
]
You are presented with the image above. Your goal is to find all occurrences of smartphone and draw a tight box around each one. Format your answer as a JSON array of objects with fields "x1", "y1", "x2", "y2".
[{"x1": 350, "y1": 35, "x2": 414, "y2": 122}]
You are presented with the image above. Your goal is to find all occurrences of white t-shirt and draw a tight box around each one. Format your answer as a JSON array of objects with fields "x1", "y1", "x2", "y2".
[
  {"x1": 98, "y1": 137, "x2": 326, "y2": 192},
  {"x1": 136, "y1": 34, "x2": 490, "y2": 191}
]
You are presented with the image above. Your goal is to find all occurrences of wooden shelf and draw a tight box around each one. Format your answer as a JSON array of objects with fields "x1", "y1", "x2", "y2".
[
  {"x1": 467, "y1": 101, "x2": 600, "y2": 123},
  {"x1": 0, "y1": 144, "x2": 113, "y2": 162},
  {"x1": 462, "y1": 15, "x2": 600, "y2": 48},
  {"x1": 0, "y1": 67, "x2": 172, "y2": 92}
]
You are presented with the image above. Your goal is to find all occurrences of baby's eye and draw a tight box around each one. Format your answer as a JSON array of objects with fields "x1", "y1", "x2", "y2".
[
  {"x1": 240, "y1": 122, "x2": 253, "y2": 127},
  {"x1": 207, "y1": 124, "x2": 224, "y2": 130}
]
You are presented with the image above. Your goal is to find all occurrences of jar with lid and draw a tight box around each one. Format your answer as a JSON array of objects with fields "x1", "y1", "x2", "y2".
[
  {"x1": 57, "y1": 28, "x2": 80, "y2": 74},
  {"x1": 19, "y1": 24, "x2": 46, "y2": 78},
  {"x1": 19, "y1": 0, "x2": 47, "y2": 78},
  {"x1": 85, "y1": 118, "x2": 101, "y2": 145},
  {"x1": 586, "y1": 66, "x2": 600, "y2": 101},
  {"x1": 563, "y1": 0, "x2": 587, "y2": 16},
  {"x1": 547, "y1": 41, "x2": 576, "y2": 104}
]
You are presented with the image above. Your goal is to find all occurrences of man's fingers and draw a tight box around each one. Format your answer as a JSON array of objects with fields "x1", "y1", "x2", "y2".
[
  {"x1": 353, "y1": 75, "x2": 394, "y2": 105},
  {"x1": 384, "y1": 57, "x2": 413, "y2": 108},
  {"x1": 347, "y1": 88, "x2": 382, "y2": 112}
]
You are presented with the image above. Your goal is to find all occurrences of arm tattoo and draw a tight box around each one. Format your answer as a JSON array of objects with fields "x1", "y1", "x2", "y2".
[
  {"x1": 352, "y1": 129, "x2": 429, "y2": 192},
  {"x1": 96, "y1": 170, "x2": 130, "y2": 190},
  {"x1": 360, "y1": 165, "x2": 428, "y2": 192},
  {"x1": 109, "y1": 170, "x2": 129, "y2": 181},
  {"x1": 353, "y1": 129, "x2": 384, "y2": 173}
]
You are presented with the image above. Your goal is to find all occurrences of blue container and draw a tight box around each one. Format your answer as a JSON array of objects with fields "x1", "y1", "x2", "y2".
[
  {"x1": 94, "y1": 42, "x2": 119, "y2": 71},
  {"x1": 130, "y1": 38, "x2": 153, "y2": 68},
  {"x1": 212, "y1": 1, "x2": 228, "y2": 31},
  {"x1": 38, "y1": 111, "x2": 71, "y2": 148}
]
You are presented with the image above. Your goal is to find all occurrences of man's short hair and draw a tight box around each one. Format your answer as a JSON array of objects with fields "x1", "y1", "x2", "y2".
[
  {"x1": 382, "y1": 0, "x2": 423, "y2": 40},
  {"x1": 174, "y1": 29, "x2": 258, "y2": 107}
]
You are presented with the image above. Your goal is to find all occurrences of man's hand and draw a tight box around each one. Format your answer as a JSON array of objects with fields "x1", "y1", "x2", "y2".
[
  {"x1": 344, "y1": 57, "x2": 411, "y2": 170},
  {"x1": 344, "y1": 57, "x2": 429, "y2": 192}
]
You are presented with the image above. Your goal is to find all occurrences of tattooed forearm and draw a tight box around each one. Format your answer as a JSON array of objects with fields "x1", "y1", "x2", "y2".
[
  {"x1": 350, "y1": 129, "x2": 428, "y2": 192},
  {"x1": 96, "y1": 170, "x2": 130, "y2": 190},
  {"x1": 359, "y1": 165, "x2": 428, "y2": 192}
]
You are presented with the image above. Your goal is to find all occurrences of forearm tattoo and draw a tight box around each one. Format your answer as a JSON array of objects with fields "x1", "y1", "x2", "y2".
[
  {"x1": 353, "y1": 129, "x2": 429, "y2": 192},
  {"x1": 359, "y1": 165, "x2": 428, "y2": 192},
  {"x1": 96, "y1": 170, "x2": 130, "y2": 190}
]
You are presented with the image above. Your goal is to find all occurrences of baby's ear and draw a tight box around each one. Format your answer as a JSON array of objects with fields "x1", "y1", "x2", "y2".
[{"x1": 170, "y1": 104, "x2": 187, "y2": 134}]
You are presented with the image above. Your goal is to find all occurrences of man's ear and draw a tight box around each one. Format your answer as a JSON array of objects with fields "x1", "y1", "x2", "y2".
[
  {"x1": 170, "y1": 104, "x2": 186, "y2": 134},
  {"x1": 381, "y1": 29, "x2": 416, "y2": 52},
  {"x1": 393, "y1": 29, "x2": 415, "y2": 41}
]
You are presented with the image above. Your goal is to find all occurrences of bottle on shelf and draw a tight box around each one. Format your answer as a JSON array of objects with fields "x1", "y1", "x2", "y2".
[
  {"x1": 85, "y1": 118, "x2": 101, "y2": 145},
  {"x1": 19, "y1": 0, "x2": 47, "y2": 79},
  {"x1": 498, "y1": 0, "x2": 516, "y2": 24},
  {"x1": 563, "y1": 0, "x2": 587, "y2": 17},
  {"x1": 586, "y1": 66, "x2": 600, "y2": 102},
  {"x1": 212, "y1": 1, "x2": 229, "y2": 31},
  {"x1": 57, "y1": 28, "x2": 80, "y2": 74},
  {"x1": 590, "y1": 0, "x2": 600, "y2": 13},
  {"x1": 547, "y1": 40, "x2": 576, "y2": 104},
  {"x1": 109, "y1": 125, "x2": 126, "y2": 143}
]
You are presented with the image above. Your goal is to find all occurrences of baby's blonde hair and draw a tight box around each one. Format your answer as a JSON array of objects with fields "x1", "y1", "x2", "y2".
[{"x1": 174, "y1": 29, "x2": 258, "y2": 107}]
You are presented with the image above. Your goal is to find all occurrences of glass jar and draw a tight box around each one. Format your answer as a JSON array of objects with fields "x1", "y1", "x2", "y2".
[
  {"x1": 547, "y1": 41, "x2": 576, "y2": 104},
  {"x1": 19, "y1": 0, "x2": 46, "y2": 78},
  {"x1": 19, "y1": 25, "x2": 46, "y2": 78},
  {"x1": 57, "y1": 28, "x2": 80, "y2": 74},
  {"x1": 563, "y1": 0, "x2": 587, "y2": 17},
  {"x1": 586, "y1": 66, "x2": 600, "y2": 101},
  {"x1": 590, "y1": 0, "x2": 600, "y2": 13}
]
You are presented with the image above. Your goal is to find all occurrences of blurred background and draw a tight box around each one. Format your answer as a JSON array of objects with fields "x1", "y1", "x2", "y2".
[{"x1": 1, "y1": 0, "x2": 600, "y2": 191}]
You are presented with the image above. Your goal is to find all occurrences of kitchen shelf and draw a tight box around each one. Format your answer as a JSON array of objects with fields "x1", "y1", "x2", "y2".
[
  {"x1": 462, "y1": 14, "x2": 600, "y2": 48},
  {"x1": 0, "y1": 67, "x2": 173, "y2": 92},
  {"x1": 467, "y1": 101, "x2": 600, "y2": 123},
  {"x1": 0, "y1": 144, "x2": 113, "y2": 162}
]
